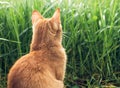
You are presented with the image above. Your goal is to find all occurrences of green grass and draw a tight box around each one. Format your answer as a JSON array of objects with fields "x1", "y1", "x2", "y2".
[{"x1": 0, "y1": 0, "x2": 120, "y2": 88}]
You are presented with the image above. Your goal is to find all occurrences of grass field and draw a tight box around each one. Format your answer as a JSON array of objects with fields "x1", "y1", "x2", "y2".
[{"x1": 0, "y1": 0, "x2": 120, "y2": 88}]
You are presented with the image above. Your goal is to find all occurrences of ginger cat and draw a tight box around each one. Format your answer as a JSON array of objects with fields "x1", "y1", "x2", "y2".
[{"x1": 7, "y1": 8, "x2": 67, "y2": 88}]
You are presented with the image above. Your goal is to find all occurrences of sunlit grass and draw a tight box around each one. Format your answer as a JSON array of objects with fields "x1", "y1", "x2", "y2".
[{"x1": 0, "y1": 0, "x2": 120, "y2": 87}]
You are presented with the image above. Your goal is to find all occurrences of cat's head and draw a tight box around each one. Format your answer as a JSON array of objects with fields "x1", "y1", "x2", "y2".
[{"x1": 31, "y1": 8, "x2": 62, "y2": 51}]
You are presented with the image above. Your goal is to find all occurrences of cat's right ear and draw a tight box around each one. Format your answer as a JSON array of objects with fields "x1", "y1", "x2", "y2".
[{"x1": 32, "y1": 10, "x2": 43, "y2": 24}]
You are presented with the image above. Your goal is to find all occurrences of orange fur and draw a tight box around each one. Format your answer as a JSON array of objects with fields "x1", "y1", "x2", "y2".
[{"x1": 7, "y1": 8, "x2": 67, "y2": 88}]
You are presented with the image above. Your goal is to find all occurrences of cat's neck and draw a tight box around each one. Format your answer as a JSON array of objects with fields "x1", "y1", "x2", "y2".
[{"x1": 30, "y1": 42, "x2": 61, "y2": 52}]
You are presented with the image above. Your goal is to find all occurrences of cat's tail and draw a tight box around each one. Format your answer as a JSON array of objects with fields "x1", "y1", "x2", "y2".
[{"x1": 40, "y1": 69, "x2": 64, "y2": 88}]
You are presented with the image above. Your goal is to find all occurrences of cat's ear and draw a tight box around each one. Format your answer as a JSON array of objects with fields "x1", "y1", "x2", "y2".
[
  {"x1": 51, "y1": 8, "x2": 61, "y2": 24},
  {"x1": 32, "y1": 10, "x2": 43, "y2": 24}
]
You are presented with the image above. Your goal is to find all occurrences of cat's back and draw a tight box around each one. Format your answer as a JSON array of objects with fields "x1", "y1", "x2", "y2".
[
  {"x1": 7, "y1": 50, "x2": 64, "y2": 88},
  {"x1": 8, "y1": 50, "x2": 48, "y2": 78},
  {"x1": 7, "y1": 51, "x2": 47, "y2": 88}
]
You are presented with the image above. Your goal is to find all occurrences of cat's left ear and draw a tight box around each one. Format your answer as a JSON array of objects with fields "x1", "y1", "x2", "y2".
[
  {"x1": 51, "y1": 8, "x2": 61, "y2": 24},
  {"x1": 32, "y1": 10, "x2": 43, "y2": 24}
]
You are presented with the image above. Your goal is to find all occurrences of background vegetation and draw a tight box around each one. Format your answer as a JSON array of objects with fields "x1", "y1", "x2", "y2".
[{"x1": 0, "y1": 0, "x2": 120, "y2": 88}]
